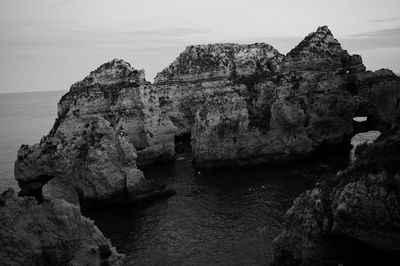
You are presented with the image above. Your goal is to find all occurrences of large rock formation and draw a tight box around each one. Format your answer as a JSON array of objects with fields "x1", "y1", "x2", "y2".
[
  {"x1": 0, "y1": 188, "x2": 124, "y2": 266},
  {"x1": 191, "y1": 26, "x2": 364, "y2": 167},
  {"x1": 14, "y1": 26, "x2": 400, "y2": 206},
  {"x1": 153, "y1": 43, "x2": 284, "y2": 136},
  {"x1": 14, "y1": 59, "x2": 175, "y2": 209},
  {"x1": 272, "y1": 129, "x2": 400, "y2": 265}
]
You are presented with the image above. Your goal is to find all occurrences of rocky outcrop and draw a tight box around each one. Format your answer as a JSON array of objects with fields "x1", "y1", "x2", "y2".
[
  {"x1": 15, "y1": 59, "x2": 175, "y2": 209},
  {"x1": 14, "y1": 26, "x2": 400, "y2": 206},
  {"x1": 281, "y1": 26, "x2": 365, "y2": 73},
  {"x1": 0, "y1": 188, "x2": 124, "y2": 266},
  {"x1": 191, "y1": 26, "x2": 362, "y2": 167},
  {"x1": 354, "y1": 68, "x2": 400, "y2": 129},
  {"x1": 153, "y1": 43, "x2": 284, "y2": 136},
  {"x1": 272, "y1": 130, "x2": 400, "y2": 265}
]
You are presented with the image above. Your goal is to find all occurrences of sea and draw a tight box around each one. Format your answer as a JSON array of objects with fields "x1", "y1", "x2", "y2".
[
  {"x1": 0, "y1": 90, "x2": 350, "y2": 265},
  {"x1": 0, "y1": 90, "x2": 66, "y2": 191}
]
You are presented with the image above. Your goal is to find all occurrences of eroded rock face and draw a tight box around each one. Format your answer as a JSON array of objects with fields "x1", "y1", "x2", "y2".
[
  {"x1": 155, "y1": 43, "x2": 283, "y2": 84},
  {"x1": 281, "y1": 26, "x2": 365, "y2": 73},
  {"x1": 15, "y1": 26, "x2": 400, "y2": 203},
  {"x1": 15, "y1": 59, "x2": 175, "y2": 208},
  {"x1": 0, "y1": 189, "x2": 124, "y2": 266},
  {"x1": 191, "y1": 26, "x2": 362, "y2": 167},
  {"x1": 354, "y1": 68, "x2": 400, "y2": 129},
  {"x1": 272, "y1": 130, "x2": 400, "y2": 265},
  {"x1": 153, "y1": 43, "x2": 284, "y2": 136}
]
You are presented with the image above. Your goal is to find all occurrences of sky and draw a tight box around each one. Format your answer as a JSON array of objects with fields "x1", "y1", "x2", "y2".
[{"x1": 0, "y1": 0, "x2": 400, "y2": 93}]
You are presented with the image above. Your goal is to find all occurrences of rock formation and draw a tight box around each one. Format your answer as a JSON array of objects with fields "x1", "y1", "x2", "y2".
[
  {"x1": 14, "y1": 59, "x2": 175, "y2": 209},
  {"x1": 191, "y1": 26, "x2": 364, "y2": 167},
  {"x1": 14, "y1": 26, "x2": 400, "y2": 206},
  {"x1": 272, "y1": 129, "x2": 400, "y2": 265},
  {"x1": 0, "y1": 188, "x2": 124, "y2": 266},
  {"x1": 354, "y1": 68, "x2": 400, "y2": 129}
]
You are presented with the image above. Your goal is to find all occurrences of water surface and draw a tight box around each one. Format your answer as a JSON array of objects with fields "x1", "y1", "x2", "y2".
[
  {"x1": 0, "y1": 90, "x2": 65, "y2": 190},
  {"x1": 89, "y1": 151, "x2": 348, "y2": 266},
  {"x1": 0, "y1": 90, "x2": 349, "y2": 265}
]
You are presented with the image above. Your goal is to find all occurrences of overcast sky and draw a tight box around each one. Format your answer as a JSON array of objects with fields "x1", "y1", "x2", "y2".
[{"x1": 0, "y1": 0, "x2": 399, "y2": 93}]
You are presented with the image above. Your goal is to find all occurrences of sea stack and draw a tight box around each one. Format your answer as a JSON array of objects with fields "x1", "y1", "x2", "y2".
[
  {"x1": 14, "y1": 26, "x2": 400, "y2": 209},
  {"x1": 14, "y1": 59, "x2": 175, "y2": 210}
]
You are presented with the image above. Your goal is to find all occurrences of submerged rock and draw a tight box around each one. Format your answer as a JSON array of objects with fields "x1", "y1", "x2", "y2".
[
  {"x1": 272, "y1": 130, "x2": 400, "y2": 265},
  {"x1": 0, "y1": 188, "x2": 124, "y2": 266}
]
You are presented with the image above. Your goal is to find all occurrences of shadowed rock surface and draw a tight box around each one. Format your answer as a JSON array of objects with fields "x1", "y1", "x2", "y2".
[
  {"x1": 272, "y1": 129, "x2": 400, "y2": 265},
  {"x1": 0, "y1": 188, "x2": 124, "y2": 266}
]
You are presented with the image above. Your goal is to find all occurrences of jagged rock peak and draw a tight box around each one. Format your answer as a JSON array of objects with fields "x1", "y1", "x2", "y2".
[
  {"x1": 71, "y1": 58, "x2": 147, "y2": 90},
  {"x1": 154, "y1": 42, "x2": 284, "y2": 84},
  {"x1": 286, "y1": 25, "x2": 343, "y2": 57},
  {"x1": 282, "y1": 25, "x2": 365, "y2": 73}
]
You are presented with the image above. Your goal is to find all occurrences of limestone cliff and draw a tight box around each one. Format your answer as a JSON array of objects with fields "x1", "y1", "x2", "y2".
[
  {"x1": 14, "y1": 26, "x2": 400, "y2": 206},
  {"x1": 15, "y1": 59, "x2": 175, "y2": 209},
  {"x1": 191, "y1": 26, "x2": 363, "y2": 167},
  {"x1": 0, "y1": 189, "x2": 124, "y2": 266},
  {"x1": 153, "y1": 43, "x2": 284, "y2": 136},
  {"x1": 282, "y1": 26, "x2": 365, "y2": 73}
]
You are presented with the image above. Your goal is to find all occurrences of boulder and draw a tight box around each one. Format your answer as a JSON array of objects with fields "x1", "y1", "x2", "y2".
[{"x1": 0, "y1": 188, "x2": 124, "y2": 266}]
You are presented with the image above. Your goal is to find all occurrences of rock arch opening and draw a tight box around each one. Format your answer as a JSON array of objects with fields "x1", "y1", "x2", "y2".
[
  {"x1": 174, "y1": 133, "x2": 192, "y2": 154},
  {"x1": 18, "y1": 174, "x2": 54, "y2": 202}
]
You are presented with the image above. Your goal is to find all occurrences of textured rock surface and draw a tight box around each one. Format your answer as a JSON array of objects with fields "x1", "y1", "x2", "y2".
[
  {"x1": 0, "y1": 189, "x2": 124, "y2": 266},
  {"x1": 350, "y1": 130, "x2": 381, "y2": 162},
  {"x1": 354, "y1": 68, "x2": 400, "y2": 128},
  {"x1": 191, "y1": 26, "x2": 362, "y2": 167},
  {"x1": 153, "y1": 43, "x2": 284, "y2": 136},
  {"x1": 281, "y1": 26, "x2": 365, "y2": 73},
  {"x1": 272, "y1": 130, "x2": 400, "y2": 265},
  {"x1": 15, "y1": 26, "x2": 400, "y2": 203},
  {"x1": 15, "y1": 59, "x2": 175, "y2": 208},
  {"x1": 155, "y1": 43, "x2": 283, "y2": 84}
]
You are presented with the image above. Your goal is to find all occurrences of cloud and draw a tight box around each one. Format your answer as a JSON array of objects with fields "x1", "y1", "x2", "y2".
[
  {"x1": 369, "y1": 17, "x2": 399, "y2": 23},
  {"x1": 121, "y1": 27, "x2": 212, "y2": 38},
  {"x1": 341, "y1": 26, "x2": 400, "y2": 51},
  {"x1": 0, "y1": 20, "x2": 213, "y2": 57}
]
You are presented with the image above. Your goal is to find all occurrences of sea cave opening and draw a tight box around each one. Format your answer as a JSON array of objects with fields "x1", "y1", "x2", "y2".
[
  {"x1": 18, "y1": 174, "x2": 54, "y2": 203},
  {"x1": 174, "y1": 133, "x2": 192, "y2": 154}
]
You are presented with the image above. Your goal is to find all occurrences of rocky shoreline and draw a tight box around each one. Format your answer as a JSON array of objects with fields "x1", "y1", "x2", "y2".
[
  {"x1": 0, "y1": 188, "x2": 124, "y2": 266},
  {"x1": 272, "y1": 128, "x2": 400, "y2": 265},
  {"x1": 2, "y1": 26, "x2": 400, "y2": 265}
]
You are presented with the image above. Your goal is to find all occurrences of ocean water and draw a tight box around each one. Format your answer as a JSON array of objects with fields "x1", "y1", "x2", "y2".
[
  {"x1": 89, "y1": 153, "x2": 348, "y2": 266},
  {"x1": 0, "y1": 90, "x2": 349, "y2": 265},
  {"x1": 0, "y1": 90, "x2": 66, "y2": 191}
]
